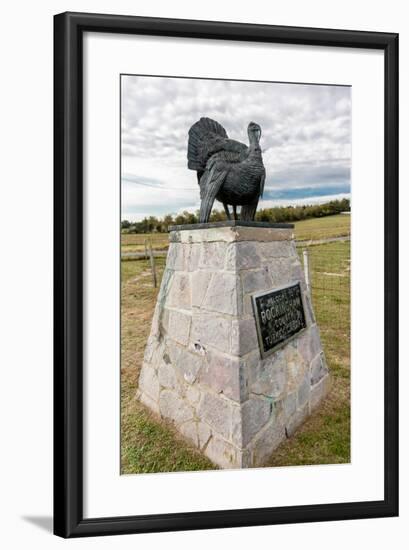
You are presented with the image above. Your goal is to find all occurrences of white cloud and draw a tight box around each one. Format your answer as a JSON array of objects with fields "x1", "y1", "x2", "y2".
[{"x1": 121, "y1": 75, "x2": 351, "y2": 221}]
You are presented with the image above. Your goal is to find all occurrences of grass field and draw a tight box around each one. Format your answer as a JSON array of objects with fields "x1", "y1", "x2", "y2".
[
  {"x1": 121, "y1": 215, "x2": 350, "y2": 473},
  {"x1": 121, "y1": 232, "x2": 169, "y2": 253},
  {"x1": 293, "y1": 214, "x2": 350, "y2": 241},
  {"x1": 121, "y1": 214, "x2": 350, "y2": 253}
]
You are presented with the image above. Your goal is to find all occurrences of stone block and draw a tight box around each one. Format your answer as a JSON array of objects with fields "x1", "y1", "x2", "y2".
[
  {"x1": 250, "y1": 415, "x2": 287, "y2": 466},
  {"x1": 139, "y1": 391, "x2": 160, "y2": 415},
  {"x1": 163, "y1": 340, "x2": 203, "y2": 384},
  {"x1": 166, "y1": 242, "x2": 185, "y2": 270},
  {"x1": 296, "y1": 325, "x2": 321, "y2": 364},
  {"x1": 180, "y1": 421, "x2": 198, "y2": 446},
  {"x1": 186, "y1": 385, "x2": 201, "y2": 405},
  {"x1": 237, "y1": 450, "x2": 253, "y2": 468},
  {"x1": 224, "y1": 243, "x2": 236, "y2": 271},
  {"x1": 191, "y1": 312, "x2": 231, "y2": 354},
  {"x1": 204, "y1": 434, "x2": 238, "y2": 469},
  {"x1": 283, "y1": 392, "x2": 297, "y2": 417},
  {"x1": 259, "y1": 241, "x2": 294, "y2": 259},
  {"x1": 198, "y1": 422, "x2": 212, "y2": 450},
  {"x1": 163, "y1": 341, "x2": 203, "y2": 385},
  {"x1": 148, "y1": 303, "x2": 170, "y2": 341},
  {"x1": 285, "y1": 403, "x2": 309, "y2": 437},
  {"x1": 297, "y1": 374, "x2": 310, "y2": 408},
  {"x1": 150, "y1": 339, "x2": 166, "y2": 368},
  {"x1": 167, "y1": 309, "x2": 191, "y2": 346},
  {"x1": 139, "y1": 365, "x2": 160, "y2": 401},
  {"x1": 185, "y1": 243, "x2": 201, "y2": 271},
  {"x1": 199, "y1": 348, "x2": 247, "y2": 402},
  {"x1": 178, "y1": 229, "x2": 202, "y2": 243},
  {"x1": 169, "y1": 230, "x2": 180, "y2": 243},
  {"x1": 310, "y1": 373, "x2": 331, "y2": 411},
  {"x1": 143, "y1": 335, "x2": 159, "y2": 364},
  {"x1": 197, "y1": 227, "x2": 238, "y2": 243},
  {"x1": 197, "y1": 392, "x2": 233, "y2": 440},
  {"x1": 225, "y1": 241, "x2": 261, "y2": 271},
  {"x1": 249, "y1": 350, "x2": 287, "y2": 399},
  {"x1": 164, "y1": 339, "x2": 182, "y2": 364},
  {"x1": 199, "y1": 242, "x2": 227, "y2": 270},
  {"x1": 178, "y1": 228, "x2": 232, "y2": 244},
  {"x1": 148, "y1": 304, "x2": 161, "y2": 340},
  {"x1": 241, "y1": 267, "x2": 272, "y2": 294},
  {"x1": 267, "y1": 258, "x2": 298, "y2": 287},
  {"x1": 173, "y1": 225, "x2": 292, "y2": 245},
  {"x1": 285, "y1": 343, "x2": 309, "y2": 392},
  {"x1": 310, "y1": 351, "x2": 328, "y2": 385},
  {"x1": 303, "y1": 291, "x2": 316, "y2": 325},
  {"x1": 167, "y1": 272, "x2": 191, "y2": 309},
  {"x1": 231, "y1": 318, "x2": 258, "y2": 356},
  {"x1": 202, "y1": 272, "x2": 240, "y2": 315},
  {"x1": 191, "y1": 271, "x2": 212, "y2": 308},
  {"x1": 233, "y1": 397, "x2": 272, "y2": 447},
  {"x1": 232, "y1": 226, "x2": 292, "y2": 242},
  {"x1": 159, "y1": 390, "x2": 194, "y2": 425},
  {"x1": 159, "y1": 307, "x2": 170, "y2": 335},
  {"x1": 158, "y1": 362, "x2": 179, "y2": 390},
  {"x1": 177, "y1": 349, "x2": 203, "y2": 385},
  {"x1": 291, "y1": 262, "x2": 305, "y2": 285},
  {"x1": 156, "y1": 268, "x2": 174, "y2": 305}
]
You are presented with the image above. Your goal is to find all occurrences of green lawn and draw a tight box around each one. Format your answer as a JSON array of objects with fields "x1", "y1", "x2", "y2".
[
  {"x1": 293, "y1": 214, "x2": 350, "y2": 241},
  {"x1": 121, "y1": 236, "x2": 350, "y2": 473}
]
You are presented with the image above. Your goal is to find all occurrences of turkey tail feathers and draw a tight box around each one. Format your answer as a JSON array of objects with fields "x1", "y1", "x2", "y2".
[
  {"x1": 187, "y1": 117, "x2": 228, "y2": 171},
  {"x1": 198, "y1": 165, "x2": 227, "y2": 223}
]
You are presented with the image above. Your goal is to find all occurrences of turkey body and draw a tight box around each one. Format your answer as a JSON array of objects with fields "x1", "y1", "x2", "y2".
[
  {"x1": 214, "y1": 149, "x2": 265, "y2": 206},
  {"x1": 187, "y1": 117, "x2": 266, "y2": 222}
]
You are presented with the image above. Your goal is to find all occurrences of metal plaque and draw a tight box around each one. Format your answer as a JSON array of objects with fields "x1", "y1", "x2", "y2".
[{"x1": 252, "y1": 282, "x2": 307, "y2": 358}]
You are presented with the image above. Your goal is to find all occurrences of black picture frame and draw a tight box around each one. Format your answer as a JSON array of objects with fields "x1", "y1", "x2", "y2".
[{"x1": 54, "y1": 11, "x2": 399, "y2": 538}]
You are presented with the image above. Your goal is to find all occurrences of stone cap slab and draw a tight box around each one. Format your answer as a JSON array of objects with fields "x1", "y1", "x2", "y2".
[
  {"x1": 169, "y1": 222, "x2": 294, "y2": 244},
  {"x1": 169, "y1": 221, "x2": 294, "y2": 231}
]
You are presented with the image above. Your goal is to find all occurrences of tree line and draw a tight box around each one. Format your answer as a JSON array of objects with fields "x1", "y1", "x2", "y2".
[{"x1": 121, "y1": 198, "x2": 350, "y2": 234}]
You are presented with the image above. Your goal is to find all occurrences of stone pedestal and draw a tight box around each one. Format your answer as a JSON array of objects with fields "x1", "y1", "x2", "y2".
[{"x1": 137, "y1": 222, "x2": 330, "y2": 469}]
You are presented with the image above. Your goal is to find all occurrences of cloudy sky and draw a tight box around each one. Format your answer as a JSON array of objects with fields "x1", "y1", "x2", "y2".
[{"x1": 121, "y1": 75, "x2": 351, "y2": 221}]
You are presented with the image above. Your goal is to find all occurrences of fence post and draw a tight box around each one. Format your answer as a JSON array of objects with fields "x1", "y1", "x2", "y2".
[
  {"x1": 148, "y1": 239, "x2": 157, "y2": 288},
  {"x1": 303, "y1": 249, "x2": 311, "y2": 293},
  {"x1": 144, "y1": 239, "x2": 148, "y2": 260}
]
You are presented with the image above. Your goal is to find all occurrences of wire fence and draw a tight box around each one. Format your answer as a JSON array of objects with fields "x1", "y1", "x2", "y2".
[{"x1": 298, "y1": 239, "x2": 350, "y2": 339}]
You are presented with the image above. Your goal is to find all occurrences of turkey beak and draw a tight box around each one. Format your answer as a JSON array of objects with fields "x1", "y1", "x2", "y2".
[{"x1": 255, "y1": 128, "x2": 261, "y2": 141}]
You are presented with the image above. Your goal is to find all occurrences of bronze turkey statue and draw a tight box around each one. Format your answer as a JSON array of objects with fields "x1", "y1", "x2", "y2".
[{"x1": 187, "y1": 117, "x2": 265, "y2": 223}]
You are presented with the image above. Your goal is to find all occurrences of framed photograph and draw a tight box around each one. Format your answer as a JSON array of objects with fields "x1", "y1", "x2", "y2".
[{"x1": 54, "y1": 12, "x2": 398, "y2": 538}]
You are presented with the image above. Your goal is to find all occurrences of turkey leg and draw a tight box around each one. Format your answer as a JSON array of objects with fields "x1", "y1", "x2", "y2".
[
  {"x1": 240, "y1": 197, "x2": 259, "y2": 221},
  {"x1": 223, "y1": 203, "x2": 231, "y2": 220}
]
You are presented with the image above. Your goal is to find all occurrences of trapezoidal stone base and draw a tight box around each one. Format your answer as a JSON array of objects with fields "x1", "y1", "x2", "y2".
[{"x1": 137, "y1": 222, "x2": 330, "y2": 469}]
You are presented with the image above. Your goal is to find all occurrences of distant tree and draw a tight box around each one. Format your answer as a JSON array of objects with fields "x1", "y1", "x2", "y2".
[
  {"x1": 121, "y1": 198, "x2": 350, "y2": 233},
  {"x1": 209, "y1": 209, "x2": 227, "y2": 222},
  {"x1": 162, "y1": 214, "x2": 175, "y2": 232},
  {"x1": 183, "y1": 210, "x2": 198, "y2": 225},
  {"x1": 254, "y1": 198, "x2": 350, "y2": 224}
]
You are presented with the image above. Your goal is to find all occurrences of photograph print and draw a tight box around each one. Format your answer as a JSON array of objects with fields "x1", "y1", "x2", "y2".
[{"x1": 120, "y1": 74, "x2": 351, "y2": 473}]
